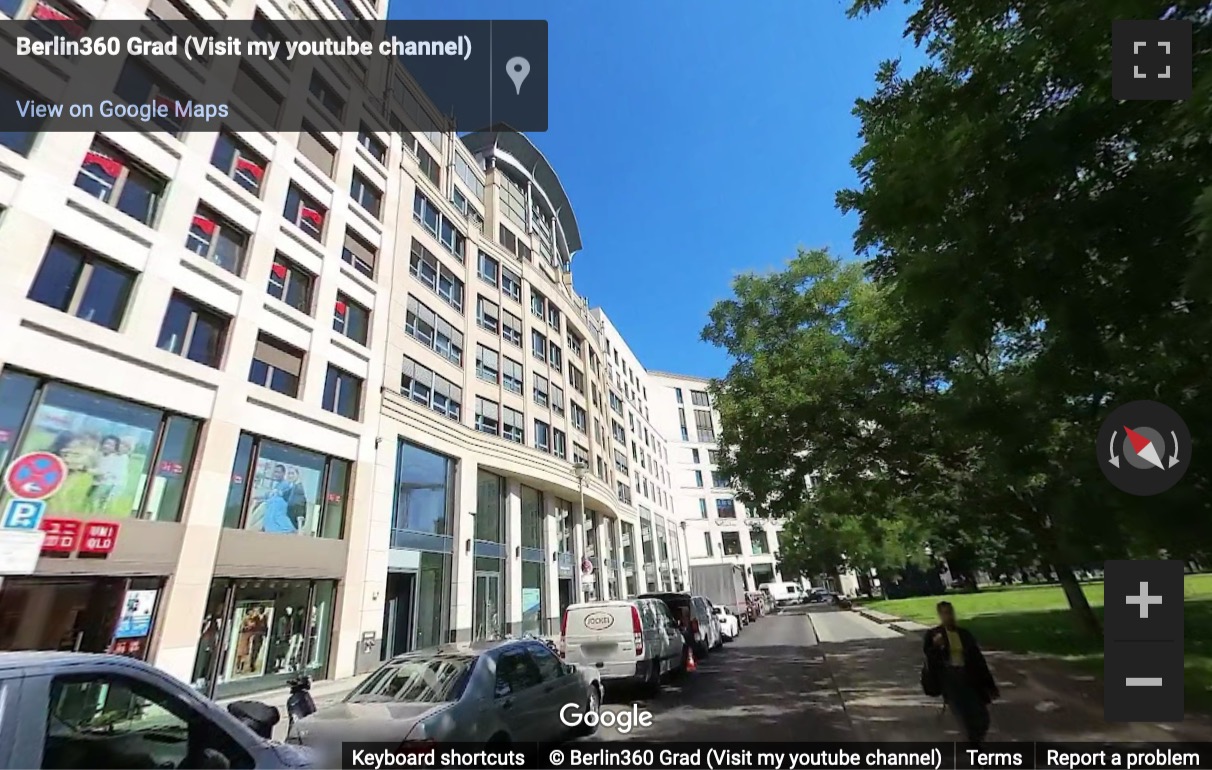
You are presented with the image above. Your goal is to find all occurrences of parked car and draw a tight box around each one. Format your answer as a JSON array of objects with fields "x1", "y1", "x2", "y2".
[
  {"x1": 807, "y1": 588, "x2": 833, "y2": 603},
  {"x1": 561, "y1": 599, "x2": 684, "y2": 694},
  {"x1": 712, "y1": 605, "x2": 740, "y2": 641},
  {"x1": 759, "y1": 581, "x2": 807, "y2": 607},
  {"x1": 639, "y1": 592, "x2": 720, "y2": 659},
  {"x1": 291, "y1": 639, "x2": 601, "y2": 757},
  {"x1": 0, "y1": 651, "x2": 315, "y2": 769}
]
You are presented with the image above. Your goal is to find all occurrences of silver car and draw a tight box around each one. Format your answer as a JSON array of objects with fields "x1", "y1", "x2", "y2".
[{"x1": 290, "y1": 639, "x2": 601, "y2": 753}]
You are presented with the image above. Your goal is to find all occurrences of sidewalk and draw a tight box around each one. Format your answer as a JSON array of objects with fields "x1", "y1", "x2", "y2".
[
  {"x1": 818, "y1": 610, "x2": 1212, "y2": 743},
  {"x1": 218, "y1": 673, "x2": 369, "y2": 741}
]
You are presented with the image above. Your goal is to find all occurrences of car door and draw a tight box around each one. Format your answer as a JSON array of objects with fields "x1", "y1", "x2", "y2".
[
  {"x1": 524, "y1": 641, "x2": 582, "y2": 738},
  {"x1": 23, "y1": 665, "x2": 258, "y2": 770},
  {"x1": 491, "y1": 648, "x2": 546, "y2": 742},
  {"x1": 652, "y1": 602, "x2": 679, "y2": 665}
]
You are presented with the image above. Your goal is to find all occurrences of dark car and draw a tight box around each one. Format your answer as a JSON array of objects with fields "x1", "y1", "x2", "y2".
[{"x1": 638, "y1": 592, "x2": 714, "y2": 659}]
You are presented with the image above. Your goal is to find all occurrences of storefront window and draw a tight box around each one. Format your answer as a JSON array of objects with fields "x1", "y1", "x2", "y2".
[
  {"x1": 521, "y1": 561, "x2": 543, "y2": 635},
  {"x1": 0, "y1": 373, "x2": 200, "y2": 522},
  {"x1": 393, "y1": 441, "x2": 453, "y2": 535},
  {"x1": 475, "y1": 471, "x2": 503, "y2": 543},
  {"x1": 223, "y1": 433, "x2": 348, "y2": 538},
  {"x1": 520, "y1": 485, "x2": 543, "y2": 550},
  {"x1": 193, "y1": 577, "x2": 337, "y2": 699},
  {"x1": 473, "y1": 556, "x2": 504, "y2": 641},
  {"x1": 416, "y1": 551, "x2": 451, "y2": 650}
]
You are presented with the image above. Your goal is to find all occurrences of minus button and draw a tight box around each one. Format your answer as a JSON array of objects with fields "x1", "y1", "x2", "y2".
[{"x1": 1125, "y1": 677, "x2": 1164, "y2": 686}]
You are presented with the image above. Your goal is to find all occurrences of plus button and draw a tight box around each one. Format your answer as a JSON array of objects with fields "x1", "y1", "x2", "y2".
[{"x1": 1126, "y1": 581, "x2": 1163, "y2": 619}]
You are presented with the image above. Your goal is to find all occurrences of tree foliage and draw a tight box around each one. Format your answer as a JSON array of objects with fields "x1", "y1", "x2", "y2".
[{"x1": 704, "y1": 1, "x2": 1212, "y2": 634}]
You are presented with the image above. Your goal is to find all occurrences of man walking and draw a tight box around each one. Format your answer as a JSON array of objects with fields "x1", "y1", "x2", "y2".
[{"x1": 923, "y1": 600, "x2": 999, "y2": 745}]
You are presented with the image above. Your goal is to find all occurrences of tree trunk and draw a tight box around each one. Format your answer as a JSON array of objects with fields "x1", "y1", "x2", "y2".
[{"x1": 1053, "y1": 562, "x2": 1102, "y2": 636}]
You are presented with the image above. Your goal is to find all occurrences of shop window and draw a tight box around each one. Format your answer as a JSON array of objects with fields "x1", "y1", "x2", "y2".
[
  {"x1": 27, "y1": 238, "x2": 135, "y2": 331},
  {"x1": 222, "y1": 432, "x2": 350, "y2": 538},
  {"x1": 192, "y1": 577, "x2": 337, "y2": 699},
  {"x1": 210, "y1": 130, "x2": 266, "y2": 196},
  {"x1": 75, "y1": 141, "x2": 165, "y2": 226},
  {"x1": 0, "y1": 373, "x2": 200, "y2": 522}
]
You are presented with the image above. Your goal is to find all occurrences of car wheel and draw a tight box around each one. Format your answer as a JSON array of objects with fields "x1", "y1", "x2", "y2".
[{"x1": 577, "y1": 685, "x2": 601, "y2": 736}]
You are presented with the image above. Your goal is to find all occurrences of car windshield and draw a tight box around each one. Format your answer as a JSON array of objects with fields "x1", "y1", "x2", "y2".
[{"x1": 346, "y1": 655, "x2": 474, "y2": 704}]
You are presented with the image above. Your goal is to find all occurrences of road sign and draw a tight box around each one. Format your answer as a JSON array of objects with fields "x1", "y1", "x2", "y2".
[
  {"x1": 0, "y1": 529, "x2": 46, "y2": 575},
  {"x1": 4, "y1": 451, "x2": 67, "y2": 501},
  {"x1": 1, "y1": 498, "x2": 46, "y2": 530}
]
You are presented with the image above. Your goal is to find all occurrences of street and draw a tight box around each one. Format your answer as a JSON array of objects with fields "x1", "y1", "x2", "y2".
[{"x1": 586, "y1": 606, "x2": 1212, "y2": 743}]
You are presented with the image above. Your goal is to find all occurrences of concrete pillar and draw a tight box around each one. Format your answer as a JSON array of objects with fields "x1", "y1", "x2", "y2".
[
  {"x1": 450, "y1": 458, "x2": 478, "y2": 642},
  {"x1": 613, "y1": 518, "x2": 626, "y2": 598},
  {"x1": 542, "y1": 494, "x2": 561, "y2": 635},
  {"x1": 505, "y1": 479, "x2": 523, "y2": 635},
  {"x1": 594, "y1": 513, "x2": 609, "y2": 600},
  {"x1": 571, "y1": 490, "x2": 586, "y2": 604}
]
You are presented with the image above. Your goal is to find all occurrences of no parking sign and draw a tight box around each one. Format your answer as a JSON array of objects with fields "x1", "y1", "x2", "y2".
[{"x1": 4, "y1": 451, "x2": 67, "y2": 501}]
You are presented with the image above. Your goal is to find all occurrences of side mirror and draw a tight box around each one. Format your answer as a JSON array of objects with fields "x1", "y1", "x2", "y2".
[{"x1": 562, "y1": 663, "x2": 576, "y2": 676}]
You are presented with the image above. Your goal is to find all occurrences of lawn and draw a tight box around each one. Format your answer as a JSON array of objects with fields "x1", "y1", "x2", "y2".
[{"x1": 867, "y1": 574, "x2": 1212, "y2": 712}]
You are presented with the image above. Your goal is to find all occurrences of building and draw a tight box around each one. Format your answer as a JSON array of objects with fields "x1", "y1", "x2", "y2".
[{"x1": 648, "y1": 372, "x2": 789, "y2": 591}]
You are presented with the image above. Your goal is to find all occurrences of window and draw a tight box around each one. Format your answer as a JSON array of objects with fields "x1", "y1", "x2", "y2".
[
  {"x1": 477, "y1": 251, "x2": 499, "y2": 286},
  {"x1": 402, "y1": 356, "x2": 462, "y2": 420},
  {"x1": 691, "y1": 449, "x2": 700, "y2": 463},
  {"x1": 548, "y1": 344, "x2": 563, "y2": 372},
  {"x1": 476, "y1": 344, "x2": 499, "y2": 383},
  {"x1": 502, "y1": 357, "x2": 524, "y2": 395},
  {"x1": 531, "y1": 329, "x2": 546, "y2": 360},
  {"x1": 416, "y1": 144, "x2": 440, "y2": 187},
  {"x1": 309, "y1": 70, "x2": 344, "y2": 117},
  {"x1": 716, "y1": 498, "x2": 736, "y2": 518},
  {"x1": 502, "y1": 406, "x2": 524, "y2": 444},
  {"x1": 675, "y1": 388, "x2": 683, "y2": 404},
  {"x1": 476, "y1": 295, "x2": 499, "y2": 333},
  {"x1": 712, "y1": 471, "x2": 727, "y2": 488},
  {"x1": 210, "y1": 130, "x2": 266, "y2": 195},
  {"x1": 501, "y1": 309, "x2": 523, "y2": 347},
  {"x1": 323, "y1": 366, "x2": 363, "y2": 419},
  {"x1": 358, "y1": 124, "x2": 387, "y2": 163},
  {"x1": 0, "y1": 78, "x2": 46, "y2": 156},
  {"x1": 475, "y1": 397, "x2": 499, "y2": 435},
  {"x1": 572, "y1": 443, "x2": 589, "y2": 467},
  {"x1": 439, "y1": 216, "x2": 467, "y2": 263},
  {"x1": 248, "y1": 334, "x2": 303, "y2": 397},
  {"x1": 223, "y1": 432, "x2": 350, "y2": 538},
  {"x1": 552, "y1": 429, "x2": 566, "y2": 459},
  {"x1": 454, "y1": 152, "x2": 484, "y2": 200},
  {"x1": 27, "y1": 238, "x2": 134, "y2": 331},
  {"x1": 569, "y1": 365, "x2": 585, "y2": 395},
  {"x1": 156, "y1": 292, "x2": 227, "y2": 368},
  {"x1": 231, "y1": 63, "x2": 282, "y2": 127},
  {"x1": 547, "y1": 304, "x2": 561, "y2": 331},
  {"x1": 571, "y1": 403, "x2": 587, "y2": 433},
  {"x1": 333, "y1": 294, "x2": 369, "y2": 346},
  {"x1": 284, "y1": 184, "x2": 326, "y2": 241},
  {"x1": 186, "y1": 205, "x2": 249, "y2": 274},
  {"x1": 699, "y1": 498, "x2": 708, "y2": 518},
  {"x1": 501, "y1": 267, "x2": 521, "y2": 302},
  {"x1": 751, "y1": 529, "x2": 770, "y2": 555},
  {"x1": 609, "y1": 391, "x2": 623, "y2": 415},
  {"x1": 709, "y1": 449, "x2": 720, "y2": 464},
  {"x1": 530, "y1": 289, "x2": 546, "y2": 320},
  {"x1": 410, "y1": 239, "x2": 464, "y2": 312},
  {"x1": 42, "y1": 674, "x2": 254, "y2": 770},
  {"x1": 533, "y1": 374, "x2": 551, "y2": 408},
  {"x1": 112, "y1": 59, "x2": 185, "y2": 134},
  {"x1": 351, "y1": 172, "x2": 382, "y2": 218},
  {"x1": 721, "y1": 532, "x2": 743, "y2": 557},
  {"x1": 614, "y1": 450, "x2": 629, "y2": 475},
  {"x1": 691, "y1": 390, "x2": 710, "y2": 407},
  {"x1": 551, "y1": 384, "x2": 565, "y2": 415},
  {"x1": 250, "y1": 12, "x2": 289, "y2": 67},
  {"x1": 342, "y1": 230, "x2": 377, "y2": 279},
  {"x1": 694, "y1": 470, "x2": 703, "y2": 488},
  {"x1": 265, "y1": 254, "x2": 313, "y2": 313},
  {"x1": 703, "y1": 533, "x2": 714, "y2": 557},
  {"x1": 695, "y1": 410, "x2": 716, "y2": 442},
  {"x1": 298, "y1": 125, "x2": 335, "y2": 176},
  {"x1": 75, "y1": 141, "x2": 165, "y2": 226},
  {"x1": 534, "y1": 421, "x2": 550, "y2": 451},
  {"x1": 392, "y1": 439, "x2": 455, "y2": 535},
  {"x1": 567, "y1": 332, "x2": 583, "y2": 358},
  {"x1": 413, "y1": 190, "x2": 465, "y2": 262},
  {"x1": 404, "y1": 295, "x2": 463, "y2": 366}
]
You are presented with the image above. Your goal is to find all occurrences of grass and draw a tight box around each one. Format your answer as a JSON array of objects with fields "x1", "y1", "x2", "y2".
[{"x1": 867, "y1": 574, "x2": 1212, "y2": 713}]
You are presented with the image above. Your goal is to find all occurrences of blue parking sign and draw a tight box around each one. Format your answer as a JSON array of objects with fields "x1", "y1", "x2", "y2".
[{"x1": 2, "y1": 498, "x2": 46, "y2": 530}]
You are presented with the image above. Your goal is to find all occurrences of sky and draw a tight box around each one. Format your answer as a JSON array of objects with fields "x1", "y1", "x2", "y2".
[{"x1": 396, "y1": 0, "x2": 922, "y2": 379}]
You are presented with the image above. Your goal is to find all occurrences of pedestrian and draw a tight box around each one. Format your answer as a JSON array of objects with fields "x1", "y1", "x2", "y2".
[{"x1": 923, "y1": 600, "x2": 999, "y2": 746}]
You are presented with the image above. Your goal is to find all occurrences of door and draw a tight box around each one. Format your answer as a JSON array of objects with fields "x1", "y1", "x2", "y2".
[
  {"x1": 381, "y1": 572, "x2": 416, "y2": 660},
  {"x1": 474, "y1": 571, "x2": 502, "y2": 641},
  {"x1": 491, "y1": 648, "x2": 545, "y2": 741}
]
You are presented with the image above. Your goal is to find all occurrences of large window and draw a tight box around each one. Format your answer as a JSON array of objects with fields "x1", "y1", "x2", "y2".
[
  {"x1": 401, "y1": 356, "x2": 462, "y2": 421},
  {"x1": 156, "y1": 292, "x2": 228, "y2": 368},
  {"x1": 222, "y1": 432, "x2": 349, "y2": 538},
  {"x1": 0, "y1": 371, "x2": 200, "y2": 522},
  {"x1": 76, "y1": 141, "x2": 165, "y2": 226},
  {"x1": 695, "y1": 410, "x2": 716, "y2": 442},
  {"x1": 721, "y1": 532, "x2": 743, "y2": 557},
  {"x1": 751, "y1": 528, "x2": 770, "y2": 555},
  {"x1": 520, "y1": 486, "x2": 545, "y2": 634},
  {"x1": 392, "y1": 440, "x2": 454, "y2": 535},
  {"x1": 27, "y1": 238, "x2": 135, "y2": 331},
  {"x1": 691, "y1": 390, "x2": 710, "y2": 407},
  {"x1": 474, "y1": 472, "x2": 505, "y2": 641},
  {"x1": 404, "y1": 295, "x2": 463, "y2": 366},
  {"x1": 410, "y1": 239, "x2": 464, "y2": 313}
]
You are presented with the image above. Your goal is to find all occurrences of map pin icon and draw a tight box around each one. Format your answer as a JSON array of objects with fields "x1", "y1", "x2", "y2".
[{"x1": 506, "y1": 56, "x2": 530, "y2": 95}]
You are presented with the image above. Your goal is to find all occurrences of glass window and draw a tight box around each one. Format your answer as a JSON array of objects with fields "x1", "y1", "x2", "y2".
[
  {"x1": 402, "y1": 356, "x2": 462, "y2": 421},
  {"x1": 284, "y1": 185, "x2": 326, "y2": 241},
  {"x1": 415, "y1": 551, "x2": 452, "y2": 650},
  {"x1": 27, "y1": 238, "x2": 134, "y2": 331},
  {"x1": 231, "y1": 63, "x2": 281, "y2": 127},
  {"x1": 500, "y1": 267, "x2": 521, "y2": 302},
  {"x1": 476, "y1": 295, "x2": 499, "y2": 334},
  {"x1": 477, "y1": 251, "x2": 498, "y2": 286},
  {"x1": 699, "y1": 499, "x2": 708, "y2": 518},
  {"x1": 309, "y1": 71, "x2": 344, "y2": 117},
  {"x1": 298, "y1": 125, "x2": 335, "y2": 176},
  {"x1": 475, "y1": 555, "x2": 506, "y2": 642},
  {"x1": 248, "y1": 334, "x2": 303, "y2": 397},
  {"x1": 475, "y1": 344, "x2": 499, "y2": 384},
  {"x1": 0, "y1": 77, "x2": 46, "y2": 156},
  {"x1": 333, "y1": 294, "x2": 369, "y2": 345},
  {"x1": 392, "y1": 441, "x2": 453, "y2": 535},
  {"x1": 156, "y1": 292, "x2": 227, "y2": 368},
  {"x1": 349, "y1": 655, "x2": 472, "y2": 703},
  {"x1": 475, "y1": 470, "x2": 503, "y2": 543},
  {"x1": 112, "y1": 59, "x2": 185, "y2": 135},
  {"x1": 266, "y1": 254, "x2": 313, "y2": 314},
  {"x1": 351, "y1": 172, "x2": 382, "y2": 217},
  {"x1": 501, "y1": 309, "x2": 522, "y2": 347},
  {"x1": 342, "y1": 230, "x2": 376, "y2": 278},
  {"x1": 210, "y1": 130, "x2": 266, "y2": 196},
  {"x1": 0, "y1": 371, "x2": 38, "y2": 470},
  {"x1": 222, "y1": 433, "x2": 347, "y2": 538},
  {"x1": 502, "y1": 357, "x2": 523, "y2": 395},
  {"x1": 76, "y1": 142, "x2": 165, "y2": 227},
  {"x1": 502, "y1": 406, "x2": 524, "y2": 444},
  {"x1": 357, "y1": 125, "x2": 387, "y2": 163},
  {"x1": 0, "y1": 379, "x2": 199, "y2": 522},
  {"x1": 521, "y1": 485, "x2": 543, "y2": 550},
  {"x1": 186, "y1": 205, "x2": 249, "y2": 275},
  {"x1": 322, "y1": 366, "x2": 362, "y2": 420},
  {"x1": 475, "y1": 397, "x2": 498, "y2": 435},
  {"x1": 521, "y1": 563, "x2": 544, "y2": 636}
]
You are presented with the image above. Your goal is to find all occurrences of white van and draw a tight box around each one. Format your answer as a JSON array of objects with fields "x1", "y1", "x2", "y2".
[
  {"x1": 561, "y1": 599, "x2": 685, "y2": 693},
  {"x1": 759, "y1": 582, "x2": 807, "y2": 607}
]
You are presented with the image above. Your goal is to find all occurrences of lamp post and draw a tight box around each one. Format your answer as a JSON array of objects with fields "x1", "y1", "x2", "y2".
[{"x1": 572, "y1": 461, "x2": 588, "y2": 602}]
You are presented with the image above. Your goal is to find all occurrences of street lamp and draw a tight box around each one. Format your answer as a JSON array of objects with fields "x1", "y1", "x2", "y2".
[{"x1": 572, "y1": 461, "x2": 588, "y2": 601}]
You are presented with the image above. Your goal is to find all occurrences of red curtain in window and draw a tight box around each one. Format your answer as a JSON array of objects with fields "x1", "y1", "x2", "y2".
[
  {"x1": 235, "y1": 157, "x2": 264, "y2": 184},
  {"x1": 191, "y1": 214, "x2": 216, "y2": 236},
  {"x1": 82, "y1": 150, "x2": 124, "y2": 178},
  {"x1": 300, "y1": 205, "x2": 324, "y2": 230}
]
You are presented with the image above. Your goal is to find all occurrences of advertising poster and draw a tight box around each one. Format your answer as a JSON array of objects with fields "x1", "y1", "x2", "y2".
[
  {"x1": 8, "y1": 400, "x2": 156, "y2": 519},
  {"x1": 521, "y1": 588, "x2": 542, "y2": 629},
  {"x1": 114, "y1": 589, "x2": 158, "y2": 639},
  {"x1": 245, "y1": 452, "x2": 323, "y2": 535},
  {"x1": 224, "y1": 601, "x2": 274, "y2": 680}
]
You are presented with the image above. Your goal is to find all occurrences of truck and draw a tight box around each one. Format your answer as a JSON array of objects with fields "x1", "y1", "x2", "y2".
[{"x1": 690, "y1": 563, "x2": 748, "y2": 618}]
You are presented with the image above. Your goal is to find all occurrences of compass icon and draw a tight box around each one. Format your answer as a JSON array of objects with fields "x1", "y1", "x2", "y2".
[{"x1": 1098, "y1": 400, "x2": 1191, "y2": 496}]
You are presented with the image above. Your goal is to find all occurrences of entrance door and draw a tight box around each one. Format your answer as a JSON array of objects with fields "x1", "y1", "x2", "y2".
[
  {"x1": 473, "y1": 571, "x2": 501, "y2": 640},
  {"x1": 381, "y1": 572, "x2": 416, "y2": 660}
]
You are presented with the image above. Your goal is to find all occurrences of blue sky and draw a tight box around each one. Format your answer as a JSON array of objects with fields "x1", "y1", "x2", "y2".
[{"x1": 396, "y1": 1, "x2": 921, "y2": 378}]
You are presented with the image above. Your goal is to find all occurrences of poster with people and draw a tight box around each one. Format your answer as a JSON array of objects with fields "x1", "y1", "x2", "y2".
[
  {"x1": 245, "y1": 450, "x2": 323, "y2": 535},
  {"x1": 11, "y1": 398, "x2": 157, "y2": 519},
  {"x1": 225, "y1": 602, "x2": 274, "y2": 680},
  {"x1": 114, "y1": 589, "x2": 158, "y2": 639}
]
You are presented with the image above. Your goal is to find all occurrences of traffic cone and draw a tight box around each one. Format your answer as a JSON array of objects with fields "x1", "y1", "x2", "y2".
[{"x1": 686, "y1": 648, "x2": 697, "y2": 672}]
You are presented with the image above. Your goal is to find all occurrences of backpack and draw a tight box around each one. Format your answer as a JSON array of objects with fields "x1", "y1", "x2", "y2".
[{"x1": 920, "y1": 658, "x2": 942, "y2": 697}]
